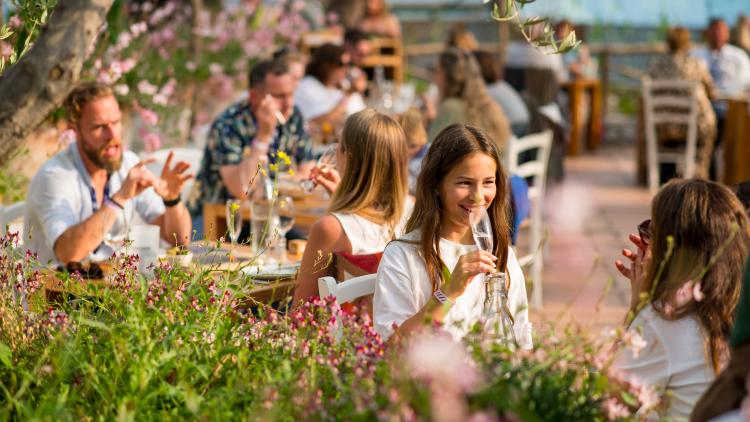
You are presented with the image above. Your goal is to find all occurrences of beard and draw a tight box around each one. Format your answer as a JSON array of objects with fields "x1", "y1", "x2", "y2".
[{"x1": 79, "y1": 135, "x2": 122, "y2": 173}]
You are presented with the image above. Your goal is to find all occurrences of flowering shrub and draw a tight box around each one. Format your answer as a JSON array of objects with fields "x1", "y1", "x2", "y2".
[{"x1": 0, "y1": 232, "x2": 655, "y2": 420}]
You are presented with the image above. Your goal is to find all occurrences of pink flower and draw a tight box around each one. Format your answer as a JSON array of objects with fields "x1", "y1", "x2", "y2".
[
  {"x1": 130, "y1": 22, "x2": 148, "y2": 37},
  {"x1": 622, "y1": 330, "x2": 647, "y2": 358},
  {"x1": 142, "y1": 132, "x2": 162, "y2": 152},
  {"x1": 152, "y1": 93, "x2": 168, "y2": 106},
  {"x1": 209, "y1": 63, "x2": 223, "y2": 75},
  {"x1": 58, "y1": 129, "x2": 77, "y2": 146},
  {"x1": 8, "y1": 16, "x2": 21, "y2": 28},
  {"x1": 114, "y1": 84, "x2": 130, "y2": 96},
  {"x1": 603, "y1": 398, "x2": 630, "y2": 420},
  {"x1": 138, "y1": 107, "x2": 159, "y2": 126},
  {"x1": 137, "y1": 80, "x2": 158, "y2": 96},
  {"x1": 406, "y1": 332, "x2": 480, "y2": 392}
]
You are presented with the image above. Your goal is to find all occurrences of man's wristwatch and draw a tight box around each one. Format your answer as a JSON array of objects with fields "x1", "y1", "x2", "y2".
[{"x1": 162, "y1": 196, "x2": 181, "y2": 207}]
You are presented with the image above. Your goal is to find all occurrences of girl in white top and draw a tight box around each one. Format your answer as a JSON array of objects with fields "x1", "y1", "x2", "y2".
[
  {"x1": 374, "y1": 123, "x2": 531, "y2": 346},
  {"x1": 292, "y1": 109, "x2": 410, "y2": 305},
  {"x1": 614, "y1": 179, "x2": 750, "y2": 419}
]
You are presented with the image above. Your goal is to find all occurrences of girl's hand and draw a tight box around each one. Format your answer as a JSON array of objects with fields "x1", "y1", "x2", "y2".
[
  {"x1": 615, "y1": 233, "x2": 652, "y2": 309},
  {"x1": 443, "y1": 251, "x2": 497, "y2": 299},
  {"x1": 310, "y1": 166, "x2": 341, "y2": 195}
]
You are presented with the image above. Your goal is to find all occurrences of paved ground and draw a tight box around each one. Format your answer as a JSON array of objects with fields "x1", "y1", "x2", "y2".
[{"x1": 527, "y1": 139, "x2": 652, "y2": 331}]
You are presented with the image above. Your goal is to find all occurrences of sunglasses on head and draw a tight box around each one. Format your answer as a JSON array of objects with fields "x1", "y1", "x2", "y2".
[{"x1": 638, "y1": 219, "x2": 651, "y2": 246}]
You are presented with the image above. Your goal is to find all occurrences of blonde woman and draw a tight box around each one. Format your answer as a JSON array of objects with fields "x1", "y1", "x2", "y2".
[
  {"x1": 428, "y1": 48, "x2": 512, "y2": 152},
  {"x1": 292, "y1": 109, "x2": 412, "y2": 308},
  {"x1": 396, "y1": 108, "x2": 428, "y2": 195}
]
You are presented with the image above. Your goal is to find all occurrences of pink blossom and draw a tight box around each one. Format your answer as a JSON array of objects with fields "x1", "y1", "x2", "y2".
[
  {"x1": 603, "y1": 398, "x2": 630, "y2": 420},
  {"x1": 138, "y1": 107, "x2": 159, "y2": 126},
  {"x1": 116, "y1": 32, "x2": 132, "y2": 51},
  {"x1": 622, "y1": 330, "x2": 647, "y2": 358},
  {"x1": 114, "y1": 84, "x2": 130, "y2": 96},
  {"x1": 406, "y1": 332, "x2": 480, "y2": 392},
  {"x1": 120, "y1": 58, "x2": 137, "y2": 73},
  {"x1": 58, "y1": 129, "x2": 77, "y2": 147},
  {"x1": 209, "y1": 63, "x2": 224, "y2": 75},
  {"x1": 152, "y1": 93, "x2": 168, "y2": 106},
  {"x1": 137, "y1": 80, "x2": 158, "y2": 96},
  {"x1": 142, "y1": 132, "x2": 162, "y2": 152},
  {"x1": 8, "y1": 16, "x2": 21, "y2": 28},
  {"x1": 130, "y1": 22, "x2": 148, "y2": 37},
  {"x1": 185, "y1": 61, "x2": 197, "y2": 72},
  {"x1": 159, "y1": 79, "x2": 176, "y2": 98}
]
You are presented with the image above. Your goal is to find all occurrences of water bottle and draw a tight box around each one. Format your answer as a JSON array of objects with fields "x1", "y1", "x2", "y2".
[{"x1": 481, "y1": 272, "x2": 518, "y2": 347}]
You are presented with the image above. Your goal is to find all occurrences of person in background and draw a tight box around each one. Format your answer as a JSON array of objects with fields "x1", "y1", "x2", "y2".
[
  {"x1": 649, "y1": 26, "x2": 717, "y2": 179},
  {"x1": 555, "y1": 20, "x2": 597, "y2": 80},
  {"x1": 359, "y1": 0, "x2": 401, "y2": 39},
  {"x1": 730, "y1": 15, "x2": 750, "y2": 57},
  {"x1": 374, "y1": 124, "x2": 531, "y2": 345},
  {"x1": 396, "y1": 108, "x2": 428, "y2": 196},
  {"x1": 25, "y1": 82, "x2": 193, "y2": 264},
  {"x1": 446, "y1": 23, "x2": 479, "y2": 52},
  {"x1": 428, "y1": 48, "x2": 512, "y2": 152},
  {"x1": 292, "y1": 109, "x2": 412, "y2": 311},
  {"x1": 341, "y1": 29, "x2": 370, "y2": 97},
  {"x1": 614, "y1": 178, "x2": 750, "y2": 419},
  {"x1": 191, "y1": 59, "x2": 314, "y2": 237},
  {"x1": 473, "y1": 50, "x2": 531, "y2": 137},
  {"x1": 691, "y1": 18, "x2": 750, "y2": 179},
  {"x1": 294, "y1": 43, "x2": 366, "y2": 126},
  {"x1": 273, "y1": 48, "x2": 307, "y2": 87}
]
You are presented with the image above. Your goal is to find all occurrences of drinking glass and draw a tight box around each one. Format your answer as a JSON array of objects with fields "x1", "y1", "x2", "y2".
[
  {"x1": 225, "y1": 199, "x2": 243, "y2": 246},
  {"x1": 275, "y1": 196, "x2": 296, "y2": 239},
  {"x1": 469, "y1": 206, "x2": 517, "y2": 347},
  {"x1": 104, "y1": 207, "x2": 129, "y2": 253},
  {"x1": 300, "y1": 144, "x2": 337, "y2": 194}
]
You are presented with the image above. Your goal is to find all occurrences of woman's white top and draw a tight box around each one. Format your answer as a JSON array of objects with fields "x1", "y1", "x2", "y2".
[
  {"x1": 331, "y1": 200, "x2": 413, "y2": 255},
  {"x1": 294, "y1": 76, "x2": 366, "y2": 121},
  {"x1": 374, "y1": 230, "x2": 532, "y2": 347},
  {"x1": 614, "y1": 304, "x2": 715, "y2": 419}
]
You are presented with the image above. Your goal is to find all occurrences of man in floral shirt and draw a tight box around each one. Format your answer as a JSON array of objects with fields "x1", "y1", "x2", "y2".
[{"x1": 190, "y1": 59, "x2": 313, "y2": 235}]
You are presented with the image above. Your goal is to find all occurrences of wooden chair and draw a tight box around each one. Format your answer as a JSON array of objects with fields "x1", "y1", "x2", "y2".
[
  {"x1": 359, "y1": 37, "x2": 404, "y2": 86},
  {"x1": 507, "y1": 130, "x2": 553, "y2": 309},
  {"x1": 300, "y1": 30, "x2": 343, "y2": 57},
  {"x1": 641, "y1": 77, "x2": 699, "y2": 192}
]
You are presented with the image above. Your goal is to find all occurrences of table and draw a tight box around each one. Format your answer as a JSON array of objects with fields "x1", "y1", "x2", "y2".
[
  {"x1": 722, "y1": 98, "x2": 750, "y2": 185},
  {"x1": 43, "y1": 245, "x2": 301, "y2": 307},
  {"x1": 561, "y1": 78, "x2": 603, "y2": 155},
  {"x1": 203, "y1": 192, "x2": 329, "y2": 242}
]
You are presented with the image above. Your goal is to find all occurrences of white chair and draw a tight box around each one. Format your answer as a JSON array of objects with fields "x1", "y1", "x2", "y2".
[
  {"x1": 0, "y1": 201, "x2": 26, "y2": 238},
  {"x1": 507, "y1": 130, "x2": 553, "y2": 310},
  {"x1": 141, "y1": 147, "x2": 204, "y2": 199},
  {"x1": 318, "y1": 274, "x2": 377, "y2": 305},
  {"x1": 641, "y1": 77, "x2": 699, "y2": 192}
]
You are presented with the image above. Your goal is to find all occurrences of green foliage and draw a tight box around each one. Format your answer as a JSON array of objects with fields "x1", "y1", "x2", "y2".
[{"x1": 0, "y1": 0, "x2": 58, "y2": 74}]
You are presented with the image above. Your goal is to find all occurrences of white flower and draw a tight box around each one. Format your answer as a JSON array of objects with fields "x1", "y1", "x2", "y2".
[
  {"x1": 114, "y1": 84, "x2": 129, "y2": 96},
  {"x1": 137, "y1": 80, "x2": 158, "y2": 96}
]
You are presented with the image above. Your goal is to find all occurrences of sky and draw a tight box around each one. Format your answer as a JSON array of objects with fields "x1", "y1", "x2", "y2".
[{"x1": 390, "y1": 0, "x2": 750, "y2": 28}]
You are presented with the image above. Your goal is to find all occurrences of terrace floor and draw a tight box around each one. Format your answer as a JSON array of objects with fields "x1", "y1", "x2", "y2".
[{"x1": 528, "y1": 138, "x2": 651, "y2": 331}]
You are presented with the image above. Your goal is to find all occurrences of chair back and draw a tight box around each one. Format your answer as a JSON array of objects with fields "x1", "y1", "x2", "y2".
[
  {"x1": 507, "y1": 130, "x2": 553, "y2": 309},
  {"x1": 1, "y1": 201, "x2": 25, "y2": 237},
  {"x1": 141, "y1": 147, "x2": 204, "y2": 199},
  {"x1": 318, "y1": 274, "x2": 377, "y2": 305},
  {"x1": 641, "y1": 77, "x2": 699, "y2": 192}
]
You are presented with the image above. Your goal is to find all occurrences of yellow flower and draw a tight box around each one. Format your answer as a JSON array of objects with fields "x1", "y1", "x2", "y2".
[
  {"x1": 269, "y1": 163, "x2": 279, "y2": 173},
  {"x1": 230, "y1": 202, "x2": 240, "y2": 214},
  {"x1": 277, "y1": 151, "x2": 291, "y2": 166},
  {"x1": 288, "y1": 168, "x2": 295, "y2": 176}
]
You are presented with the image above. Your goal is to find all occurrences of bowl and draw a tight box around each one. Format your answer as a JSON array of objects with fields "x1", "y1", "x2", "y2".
[{"x1": 159, "y1": 251, "x2": 193, "y2": 267}]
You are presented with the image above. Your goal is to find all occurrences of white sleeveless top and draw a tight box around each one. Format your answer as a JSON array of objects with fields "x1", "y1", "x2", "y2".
[{"x1": 331, "y1": 200, "x2": 413, "y2": 255}]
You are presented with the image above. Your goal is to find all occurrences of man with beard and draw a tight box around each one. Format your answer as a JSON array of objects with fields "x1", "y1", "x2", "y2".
[{"x1": 25, "y1": 82, "x2": 193, "y2": 264}]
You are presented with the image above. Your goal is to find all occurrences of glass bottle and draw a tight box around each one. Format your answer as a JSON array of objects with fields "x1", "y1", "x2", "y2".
[{"x1": 481, "y1": 272, "x2": 517, "y2": 347}]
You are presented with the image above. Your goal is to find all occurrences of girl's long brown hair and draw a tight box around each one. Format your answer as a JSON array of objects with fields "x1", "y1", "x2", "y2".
[
  {"x1": 329, "y1": 109, "x2": 408, "y2": 233},
  {"x1": 406, "y1": 124, "x2": 511, "y2": 291},
  {"x1": 438, "y1": 48, "x2": 512, "y2": 151},
  {"x1": 645, "y1": 178, "x2": 750, "y2": 372}
]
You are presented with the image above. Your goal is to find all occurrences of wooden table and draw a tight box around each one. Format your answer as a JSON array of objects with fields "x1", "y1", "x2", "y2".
[
  {"x1": 561, "y1": 78, "x2": 603, "y2": 155},
  {"x1": 203, "y1": 192, "x2": 329, "y2": 242},
  {"x1": 43, "y1": 245, "x2": 301, "y2": 307},
  {"x1": 722, "y1": 98, "x2": 750, "y2": 185}
]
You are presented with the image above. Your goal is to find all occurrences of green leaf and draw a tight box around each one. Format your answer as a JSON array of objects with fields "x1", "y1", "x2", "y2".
[
  {"x1": 0, "y1": 26, "x2": 12, "y2": 40},
  {"x1": 77, "y1": 317, "x2": 113, "y2": 332},
  {"x1": 0, "y1": 341, "x2": 12, "y2": 368},
  {"x1": 522, "y1": 17, "x2": 547, "y2": 27}
]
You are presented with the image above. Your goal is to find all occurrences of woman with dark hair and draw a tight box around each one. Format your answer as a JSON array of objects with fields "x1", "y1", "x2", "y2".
[
  {"x1": 374, "y1": 124, "x2": 531, "y2": 345},
  {"x1": 473, "y1": 50, "x2": 530, "y2": 137},
  {"x1": 428, "y1": 48, "x2": 512, "y2": 152},
  {"x1": 294, "y1": 43, "x2": 366, "y2": 125},
  {"x1": 648, "y1": 27, "x2": 716, "y2": 179},
  {"x1": 614, "y1": 178, "x2": 750, "y2": 418}
]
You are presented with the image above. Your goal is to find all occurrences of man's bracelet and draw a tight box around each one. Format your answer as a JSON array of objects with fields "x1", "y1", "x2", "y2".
[
  {"x1": 162, "y1": 196, "x2": 181, "y2": 207},
  {"x1": 103, "y1": 196, "x2": 124, "y2": 212}
]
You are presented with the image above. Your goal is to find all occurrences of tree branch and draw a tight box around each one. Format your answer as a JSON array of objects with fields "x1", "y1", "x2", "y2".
[{"x1": 0, "y1": 0, "x2": 114, "y2": 166}]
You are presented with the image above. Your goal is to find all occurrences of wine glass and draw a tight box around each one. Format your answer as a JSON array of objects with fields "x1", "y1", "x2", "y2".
[
  {"x1": 273, "y1": 196, "x2": 296, "y2": 259},
  {"x1": 469, "y1": 206, "x2": 494, "y2": 259},
  {"x1": 104, "y1": 207, "x2": 129, "y2": 253},
  {"x1": 300, "y1": 144, "x2": 337, "y2": 194},
  {"x1": 225, "y1": 199, "x2": 243, "y2": 247}
]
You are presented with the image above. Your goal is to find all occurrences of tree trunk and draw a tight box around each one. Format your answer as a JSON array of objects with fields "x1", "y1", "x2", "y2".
[{"x1": 0, "y1": 0, "x2": 114, "y2": 167}]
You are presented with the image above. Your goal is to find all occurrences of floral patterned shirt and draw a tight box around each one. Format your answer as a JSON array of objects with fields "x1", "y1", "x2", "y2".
[{"x1": 190, "y1": 100, "x2": 312, "y2": 215}]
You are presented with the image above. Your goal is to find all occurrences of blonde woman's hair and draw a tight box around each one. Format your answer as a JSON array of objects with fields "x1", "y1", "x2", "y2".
[
  {"x1": 397, "y1": 107, "x2": 428, "y2": 153},
  {"x1": 329, "y1": 109, "x2": 409, "y2": 233},
  {"x1": 438, "y1": 48, "x2": 512, "y2": 151},
  {"x1": 446, "y1": 23, "x2": 479, "y2": 52}
]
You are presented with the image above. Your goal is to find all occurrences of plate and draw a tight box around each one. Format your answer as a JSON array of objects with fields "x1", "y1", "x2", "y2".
[{"x1": 242, "y1": 263, "x2": 299, "y2": 280}]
